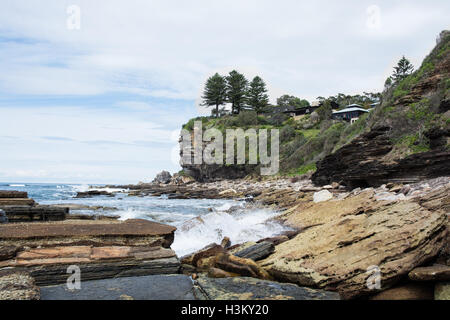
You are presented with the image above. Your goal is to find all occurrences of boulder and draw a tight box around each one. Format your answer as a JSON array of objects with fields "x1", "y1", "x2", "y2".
[
  {"x1": 313, "y1": 190, "x2": 333, "y2": 203},
  {"x1": 434, "y1": 282, "x2": 450, "y2": 300},
  {"x1": 181, "y1": 243, "x2": 226, "y2": 267},
  {"x1": 194, "y1": 277, "x2": 340, "y2": 300},
  {"x1": 260, "y1": 187, "x2": 449, "y2": 299},
  {"x1": 409, "y1": 265, "x2": 450, "y2": 282},
  {"x1": 0, "y1": 271, "x2": 40, "y2": 300},
  {"x1": 153, "y1": 171, "x2": 172, "y2": 184},
  {"x1": 215, "y1": 253, "x2": 271, "y2": 280},
  {"x1": 233, "y1": 241, "x2": 275, "y2": 261}
]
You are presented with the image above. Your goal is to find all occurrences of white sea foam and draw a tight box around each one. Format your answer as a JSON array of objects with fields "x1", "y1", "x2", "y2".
[
  {"x1": 172, "y1": 207, "x2": 290, "y2": 257},
  {"x1": 9, "y1": 184, "x2": 25, "y2": 187}
]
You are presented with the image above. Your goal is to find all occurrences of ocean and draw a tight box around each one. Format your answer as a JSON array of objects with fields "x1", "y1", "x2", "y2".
[{"x1": 0, "y1": 183, "x2": 289, "y2": 256}]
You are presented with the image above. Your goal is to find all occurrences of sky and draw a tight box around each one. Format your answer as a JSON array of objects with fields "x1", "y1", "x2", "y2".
[{"x1": 0, "y1": 0, "x2": 449, "y2": 184}]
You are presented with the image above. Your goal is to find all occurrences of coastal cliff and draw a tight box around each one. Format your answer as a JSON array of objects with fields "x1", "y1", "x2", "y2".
[{"x1": 313, "y1": 31, "x2": 450, "y2": 187}]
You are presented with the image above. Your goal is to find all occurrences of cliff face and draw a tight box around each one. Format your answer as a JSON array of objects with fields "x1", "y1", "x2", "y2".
[{"x1": 313, "y1": 31, "x2": 450, "y2": 187}]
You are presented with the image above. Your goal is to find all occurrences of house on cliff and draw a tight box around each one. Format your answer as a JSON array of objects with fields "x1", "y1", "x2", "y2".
[{"x1": 332, "y1": 104, "x2": 370, "y2": 123}]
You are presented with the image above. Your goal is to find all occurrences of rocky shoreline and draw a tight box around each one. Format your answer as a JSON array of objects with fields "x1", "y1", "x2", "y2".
[{"x1": 0, "y1": 174, "x2": 449, "y2": 300}]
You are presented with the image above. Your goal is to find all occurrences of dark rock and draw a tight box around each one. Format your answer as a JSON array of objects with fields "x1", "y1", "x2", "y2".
[
  {"x1": 234, "y1": 241, "x2": 275, "y2": 261},
  {"x1": 0, "y1": 209, "x2": 7, "y2": 224},
  {"x1": 75, "y1": 190, "x2": 113, "y2": 198},
  {"x1": 1, "y1": 205, "x2": 67, "y2": 222},
  {"x1": 257, "y1": 235, "x2": 289, "y2": 246},
  {"x1": 40, "y1": 275, "x2": 195, "y2": 300},
  {"x1": 207, "y1": 268, "x2": 236, "y2": 278},
  {"x1": 0, "y1": 245, "x2": 20, "y2": 261},
  {"x1": 194, "y1": 277, "x2": 340, "y2": 300},
  {"x1": 153, "y1": 171, "x2": 172, "y2": 184}
]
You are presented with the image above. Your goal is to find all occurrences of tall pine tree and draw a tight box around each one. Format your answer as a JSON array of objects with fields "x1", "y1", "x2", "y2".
[
  {"x1": 226, "y1": 70, "x2": 248, "y2": 114},
  {"x1": 392, "y1": 56, "x2": 414, "y2": 83},
  {"x1": 201, "y1": 73, "x2": 227, "y2": 118},
  {"x1": 247, "y1": 76, "x2": 269, "y2": 113}
]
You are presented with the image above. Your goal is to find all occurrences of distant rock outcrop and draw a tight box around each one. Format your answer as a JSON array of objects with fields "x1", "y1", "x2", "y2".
[{"x1": 153, "y1": 170, "x2": 172, "y2": 184}]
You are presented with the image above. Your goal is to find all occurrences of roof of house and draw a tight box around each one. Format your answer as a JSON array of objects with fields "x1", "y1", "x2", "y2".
[{"x1": 332, "y1": 106, "x2": 370, "y2": 114}]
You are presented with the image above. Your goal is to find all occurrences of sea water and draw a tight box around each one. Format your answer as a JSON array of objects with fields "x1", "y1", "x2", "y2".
[{"x1": 0, "y1": 183, "x2": 290, "y2": 256}]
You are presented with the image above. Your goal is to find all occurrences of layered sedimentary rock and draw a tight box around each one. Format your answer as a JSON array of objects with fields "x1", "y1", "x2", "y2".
[
  {"x1": 0, "y1": 190, "x2": 68, "y2": 222},
  {"x1": 312, "y1": 127, "x2": 450, "y2": 188},
  {"x1": 259, "y1": 186, "x2": 449, "y2": 299},
  {"x1": 0, "y1": 219, "x2": 179, "y2": 286}
]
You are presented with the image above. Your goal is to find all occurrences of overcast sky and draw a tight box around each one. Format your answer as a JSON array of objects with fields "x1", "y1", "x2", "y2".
[{"x1": 0, "y1": 0, "x2": 449, "y2": 184}]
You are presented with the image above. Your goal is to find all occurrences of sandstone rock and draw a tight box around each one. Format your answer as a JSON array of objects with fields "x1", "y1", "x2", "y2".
[
  {"x1": 207, "y1": 268, "x2": 237, "y2": 278},
  {"x1": 194, "y1": 277, "x2": 340, "y2": 300},
  {"x1": 313, "y1": 190, "x2": 333, "y2": 203},
  {"x1": 186, "y1": 243, "x2": 226, "y2": 268},
  {"x1": 0, "y1": 219, "x2": 176, "y2": 249},
  {"x1": 215, "y1": 253, "x2": 271, "y2": 280},
  {"x1": 260, "y1": 187, "x2": 449, "y2": 299},
  {"x1": 153, "y1": 171, "x2": 172, "y2": 184},
  {"x1": 409, "y1": 265, "x2": 450, "y2": 282},
  {"x1": 0, "y1": 198, "x2": 35, "y2": 206},
  {"x1": 369, "y1": 283, "x2": 434, "y2": 300},
  {"x1": 0, "y1": 191, "x2": 28, "y2": 199},
  {"x1": 233, "y1": 241, "x2": 275, "y2": 261},
  {"x1": 0, "y1": 271, "x2": 40, "y2": 300},
  {"x1": 434, "y1": 282, "x2": 450, "y2": 300}
]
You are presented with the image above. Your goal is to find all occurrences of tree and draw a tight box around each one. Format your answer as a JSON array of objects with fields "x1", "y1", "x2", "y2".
[
  {"x1": 277, "y1": 95, "x2": 310, "y2": 110},
  {"x1": 201, "y1": 73, "x2": 227, "y2": 118},
  {"x1": 247, "y1": 76, "x2": 269, "y2": 113},
  {"x1": 384, "y1": 76, "x2": 393, "y2": 89},
  {"x1": 226, "y1": 70, "x2": 248, "y2": 114},
  {"x1": 391, "y1": 56, "x2": 414, "y2": 83}
]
